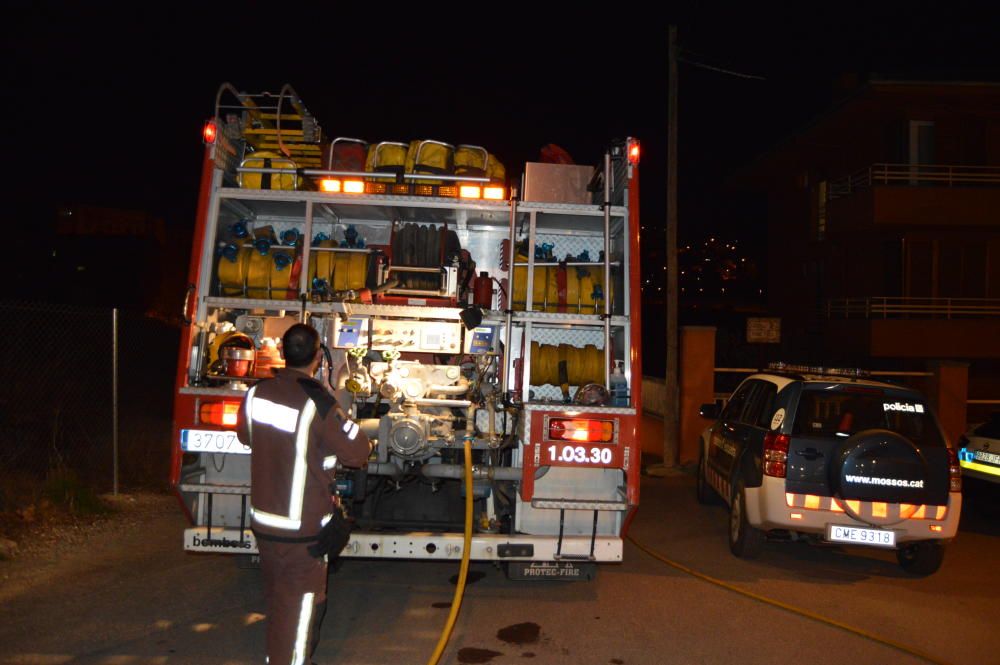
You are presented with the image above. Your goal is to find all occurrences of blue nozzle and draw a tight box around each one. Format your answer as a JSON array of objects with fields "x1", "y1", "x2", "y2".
[
  {"x1": 273, "y1": 253, "x2": 292, "y2": 270},
  {"x1": 313, "y1": 232, "x2": 330, "y2": 244},
  {"x1": 230, "y1": 220, "x2": 249, "y2": 238},
  {"x1": 221, "y1": 243, "x2": 240, "y2": 262},
  {"x1": 280, "y1": 228, "x2": 300, "y2": 246},
  {"x1": 344, "y1": 225, "x2": 359, "y2": 247},
  {"x1": 254, "y1": 238, "x2": 271, "y2": 255}
]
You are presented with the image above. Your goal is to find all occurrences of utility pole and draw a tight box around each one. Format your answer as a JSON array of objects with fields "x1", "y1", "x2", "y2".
[{"x1": 663, "y1": 25, "x2": 680, "y2": 468}]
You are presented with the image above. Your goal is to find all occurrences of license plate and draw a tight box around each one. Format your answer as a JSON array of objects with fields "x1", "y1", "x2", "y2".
[
  {"x1": 181, "y1": 429, "x2": 249, "y2": 455},
  {"x1": 973, "y1": 449, "x2": 1000, "y2": 466},
  {"x1": 827, "y1": 524, "x2": 896, "y2": 548}
]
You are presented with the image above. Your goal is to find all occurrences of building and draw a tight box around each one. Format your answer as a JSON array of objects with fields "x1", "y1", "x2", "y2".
[{"x1": 736, "y1": 79, "x2": 1000, "y2": 426}]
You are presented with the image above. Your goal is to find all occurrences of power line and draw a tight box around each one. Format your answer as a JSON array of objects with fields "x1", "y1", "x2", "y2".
[{"x1": 678, "y1": 56, "x2": 766, "y2": 81}]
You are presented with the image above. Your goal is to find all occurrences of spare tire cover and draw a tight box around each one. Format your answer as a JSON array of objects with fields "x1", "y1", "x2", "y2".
[{"x1": 831, "y1": 429, "x2": 932, "y2": 511}]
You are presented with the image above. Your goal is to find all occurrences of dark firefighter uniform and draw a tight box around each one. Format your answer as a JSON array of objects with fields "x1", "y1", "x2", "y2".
[{"x1": 236, "y1": 367, "x2": 370, "y2": 665}]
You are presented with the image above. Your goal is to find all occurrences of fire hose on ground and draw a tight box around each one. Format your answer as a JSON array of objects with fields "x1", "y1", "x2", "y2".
[
  {"x1": 625, "y1": 534, "x2": 954, "y2": 665},
  {"x1": 426, "y1": 434, "x2": 474, "y2": 665}
]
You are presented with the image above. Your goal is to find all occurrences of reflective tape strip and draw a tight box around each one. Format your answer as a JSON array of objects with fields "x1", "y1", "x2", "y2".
[
  {"x1": 249, "y1": 506, "x2": 302, "y2": 531},
  {"x1": 320, "y1": 513, "x2": 333, "y2": 527},
  {"x1": 251, "y1": 397, "x2": 300, "y2": 433},
  {"x1": 784, "y1": 493, "x2": 947, "y2": 521},
  {"x1": 291, "y1": 592, "x2": 315, "y2": 665},
  {"x1": 342, "y1": 419, "x2": 360, "y2": 440},
  {"x1": 248, "y1": 399, "x2": 315, "y2": 532},
  {"x1": 244, "y1": 386, "x2": 257, "y2": 442},
  {"x1": 706, "y1": 466, "x2": 731, "y2": 500},
  {"x1": 323, "y1": 455, "x2": 338, "y2": 470},
  {"x1": 288, "y1": 400, "x2": 316, "y2": 527}
]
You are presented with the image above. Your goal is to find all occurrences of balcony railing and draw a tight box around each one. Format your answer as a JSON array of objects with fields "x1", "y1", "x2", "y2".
[
  {"x1": 827, "y1": 296, "x2": 1000, "y2": 319},
  {"x1": 828, "y1": 163, "x2": 1000, "y2": 199}
]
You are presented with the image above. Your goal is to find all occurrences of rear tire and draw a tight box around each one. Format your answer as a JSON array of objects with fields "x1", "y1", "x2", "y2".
[
  {"x1": 696, "y1": 446, "x2": 718, "y2": 505},
  {"x1": 729, "y1": 479, "x2": 764, "y2": 559},
  {"x1": 896, "y1": 541, "x2": 945, "y2": 576}
]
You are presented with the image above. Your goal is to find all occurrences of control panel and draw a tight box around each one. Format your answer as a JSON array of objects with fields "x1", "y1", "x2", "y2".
[
  {"x1": 332, "y1": 317, "x2": 462, "y2": 354},
  {"x1": 464, "y1": 325, "x2": 498, "y2": 354}
]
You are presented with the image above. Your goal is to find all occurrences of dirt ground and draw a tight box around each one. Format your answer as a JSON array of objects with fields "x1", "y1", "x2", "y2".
[{"x1": 0, "y1": 491, "x2": 176, "y2": 604}]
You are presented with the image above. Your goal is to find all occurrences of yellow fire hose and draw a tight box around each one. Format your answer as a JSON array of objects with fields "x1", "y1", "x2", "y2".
[
  {"x1": 426, "y1": 435, "x2": 474, "y2": 665},
  {"x1": 626, "y1": 535, "x2": 953, "y2": 665}
]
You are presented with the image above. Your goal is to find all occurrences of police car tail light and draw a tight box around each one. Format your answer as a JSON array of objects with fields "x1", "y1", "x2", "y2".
[
  {"x1": 200, "y1": 401, "x2": 241, "y2": 427},
  {"x1": 763, "y1": 432, "x2": 790, "y2": 478},
  {"x1": 947, "y1": 447, "x2": 962, "y2": 492},
  {"x1": 548, "y1": 418, "x2": 615, "y2": 443}
]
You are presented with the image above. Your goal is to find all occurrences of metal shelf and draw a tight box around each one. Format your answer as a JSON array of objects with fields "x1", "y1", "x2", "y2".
[
  {"x1": 484, "y1": 311, "x2": 629, "y2": 327},
  {"x1": 343, "y1": 303, "x2": 464, "y2": 320},
  {"x1": 204, "y1": 297, "x2": 348, "y2": 314},
  {"x1": 180, "y1": 386, "x2": 250, "y2": 397},
  {"x1": 214, "y1": 187, "x2": 625, "y2": 233}
]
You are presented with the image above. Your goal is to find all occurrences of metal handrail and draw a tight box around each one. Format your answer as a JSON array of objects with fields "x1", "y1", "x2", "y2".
[
  {"x1": 826, "y1": 296, "x2": 1000, "y2": 319},
  {"x1": 828, "y1": 163, "x2": 1000, "y2": 199}
]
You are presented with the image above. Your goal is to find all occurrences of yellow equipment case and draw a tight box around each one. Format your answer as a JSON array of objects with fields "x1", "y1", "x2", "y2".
[{"x1": 238, "y1": 150, "x2": 300, "y2": 190}]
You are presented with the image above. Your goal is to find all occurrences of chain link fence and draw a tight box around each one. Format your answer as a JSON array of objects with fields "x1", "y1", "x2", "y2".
[{"x1": 0, "y1": 301, "x2": 178, "y2": 497}]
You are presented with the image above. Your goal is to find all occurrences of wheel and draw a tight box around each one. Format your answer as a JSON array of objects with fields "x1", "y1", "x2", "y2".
[
  {"x1": 896, "y1": 541, "x2": 945, "y2": 576},
  {"x1": 696, "y1": 445, "x2": 718, "y2": 505},
  {"x1": 729, "y1": 479, "x2": 765, "y2": 559}
]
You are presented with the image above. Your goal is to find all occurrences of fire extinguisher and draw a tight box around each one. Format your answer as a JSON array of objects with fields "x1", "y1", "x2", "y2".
[{"x1": 473, "y1": 272, "x2": 493, "y2": 308}]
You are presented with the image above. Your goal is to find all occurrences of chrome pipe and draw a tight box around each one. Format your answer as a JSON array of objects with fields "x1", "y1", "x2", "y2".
[
  {"x1": 502, "y1": 192, "x2": 518, "y2": 400},
  {"x1": 603, "y1": 150, "x2": 612, "y2": 391},
  {"x1": 420, "y1": 464, "x2": 522, "y2": 481}
]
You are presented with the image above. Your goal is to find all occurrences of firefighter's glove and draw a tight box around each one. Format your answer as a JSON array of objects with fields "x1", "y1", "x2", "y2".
[{"x1": 307, "y1": 509, "x2": 352, "y2": 559}]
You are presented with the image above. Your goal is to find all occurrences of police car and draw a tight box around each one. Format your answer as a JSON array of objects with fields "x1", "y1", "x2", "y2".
[
  {"x1": 958, "y1": 414, "x2": 1000, "y2": 485},
  {"x1": 696, "y1": 363, "x2": 962, "y2": 576}
]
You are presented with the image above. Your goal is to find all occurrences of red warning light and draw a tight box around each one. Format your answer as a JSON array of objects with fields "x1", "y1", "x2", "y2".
[
  {"x1": 627, "y1": 139, "x2": 640, "y2": 165},
  {"x1": 203, "y1": 120, "x2": 218, "y2": 145}
]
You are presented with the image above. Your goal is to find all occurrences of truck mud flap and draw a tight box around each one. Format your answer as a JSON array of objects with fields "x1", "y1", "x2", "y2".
[{"x1": 506, "y1": 560, "x2": 597, "y2": 581}]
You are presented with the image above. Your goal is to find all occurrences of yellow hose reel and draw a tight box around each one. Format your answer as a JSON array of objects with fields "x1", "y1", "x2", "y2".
[
  {"x1": 512, "y1": 254, "x2": 606, "y2": 313},
  {"x1": 310, "y1": 248, "x2": 369, "y2": 293},
  {"x1": 529, "y1": 342, "x2": 604, "y2": 387}
]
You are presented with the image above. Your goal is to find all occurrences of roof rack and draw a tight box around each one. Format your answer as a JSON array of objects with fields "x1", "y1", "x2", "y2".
[{"x1": 767, "y1": 362, "x2": 870, "y2": 379}]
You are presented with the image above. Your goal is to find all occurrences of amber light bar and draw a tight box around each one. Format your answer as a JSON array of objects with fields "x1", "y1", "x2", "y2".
[{"x1": 314, "y1": 178, "x2": 506, "y2": 200}]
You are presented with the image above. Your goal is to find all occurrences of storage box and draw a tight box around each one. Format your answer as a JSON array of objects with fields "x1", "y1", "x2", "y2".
[{"x1": 523, "y1": 163, "x2": 596, "y2": 204}]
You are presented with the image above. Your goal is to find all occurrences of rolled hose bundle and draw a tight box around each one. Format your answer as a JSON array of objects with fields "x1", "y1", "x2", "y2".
[
  {"x1": 530, "y1": 342, "x2": 604, "y2": 386},
  {"x1": 512, "y1": 255, "x2": 606, "y2": 312}
]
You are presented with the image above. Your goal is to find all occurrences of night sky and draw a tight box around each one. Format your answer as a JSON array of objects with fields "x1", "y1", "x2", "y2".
[{"x1": 4, "y1": 3, "x2": 1000, "y2": 272}]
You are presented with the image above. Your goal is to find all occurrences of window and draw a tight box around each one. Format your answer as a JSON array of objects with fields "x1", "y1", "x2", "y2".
[
  {"x1": 792, "y1": 389, "x2": 944, "y2": 447},
  {"x1": 751, "y1": 383, "x2": 778, "y2": 428},
  {"x1": 909, "y1": 120, "x2": 935, "y2": 186},
  {"x1": 721, "y1": 382, "x2": 755, "y2": 423},
  {"x1": 909, "y1": 120, "x2": 935, "y2": 165},
  {"x1": 814, "y1": 180, "x2": 827, "y2": 241}
]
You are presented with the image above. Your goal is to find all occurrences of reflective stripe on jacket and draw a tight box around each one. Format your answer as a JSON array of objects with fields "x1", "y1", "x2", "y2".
[{"x1": 236, "y1": 368, "x2": 370, "y2": 541}]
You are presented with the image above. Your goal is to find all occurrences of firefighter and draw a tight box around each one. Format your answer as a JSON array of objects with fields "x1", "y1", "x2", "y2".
[{"x1": 236, "y1": 323, "x2": 371, "y2": 665}]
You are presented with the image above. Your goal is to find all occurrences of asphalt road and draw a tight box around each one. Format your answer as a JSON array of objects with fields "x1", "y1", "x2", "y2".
[{"x1": 1, "y1": 438, "x2": 999, "y2": 664}]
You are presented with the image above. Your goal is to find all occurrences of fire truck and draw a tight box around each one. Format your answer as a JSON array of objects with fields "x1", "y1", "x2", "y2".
[{"x1": 171, "y1": 83, "x2": 642, "y2": 578}]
